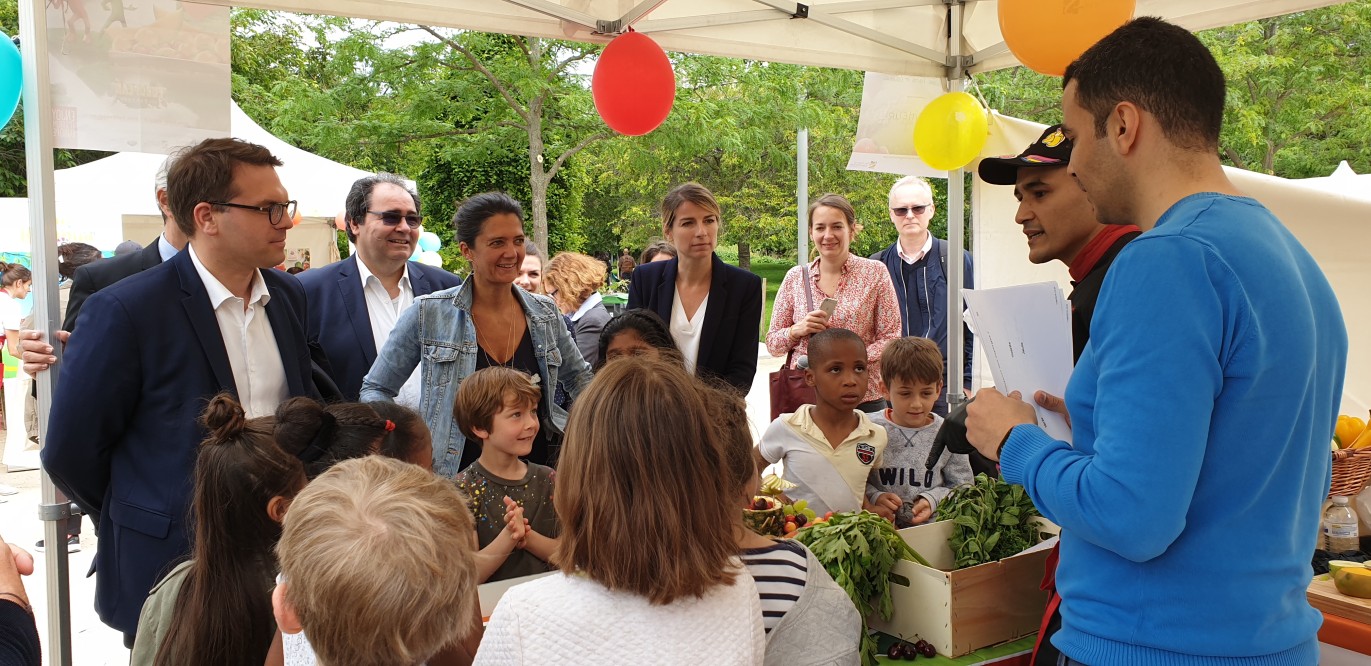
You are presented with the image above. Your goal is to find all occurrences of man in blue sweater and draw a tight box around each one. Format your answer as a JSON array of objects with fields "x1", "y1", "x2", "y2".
[{"x1": 966, "y1": 17, "x2": 1347, "y2": 666}]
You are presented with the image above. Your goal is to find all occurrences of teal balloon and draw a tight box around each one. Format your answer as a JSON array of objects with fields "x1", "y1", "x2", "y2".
[
  {"x1": 0, "y1": 33, "x2": 20, "y2": 129},
  {"x1": 418, "y1": 231, "x2": 441, "y2": 252}
]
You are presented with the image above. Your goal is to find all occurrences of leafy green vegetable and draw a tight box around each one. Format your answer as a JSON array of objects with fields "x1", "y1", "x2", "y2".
[
  {"x1": 934, "y1": 473, "x2": 1043, "y2": 569},
  {"x1": 793, "y1": 511, "x2": 929, "y2": 666}
]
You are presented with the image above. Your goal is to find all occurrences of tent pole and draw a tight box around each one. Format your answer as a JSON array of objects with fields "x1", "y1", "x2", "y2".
[
  {"x1": 797, "y1": 87, "x2": 809, "y2": 265},
  {"x1": 945, "y1": 0, "x2": 968, "y2": 410},
  {"x1": 797, "y1": 126, "x2": 809, "y2": 264},
  {"x1": 18, "y1": 0, "x2": 74, "y2": 663}
]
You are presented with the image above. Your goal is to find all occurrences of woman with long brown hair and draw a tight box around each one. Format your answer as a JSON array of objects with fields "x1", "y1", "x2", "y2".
[
  {"x1": 475, "y1": 357, "x2": 765, "y2": 664},
  {"x1": 130, "y1": 394, "x2": 306, "y2": 666}
]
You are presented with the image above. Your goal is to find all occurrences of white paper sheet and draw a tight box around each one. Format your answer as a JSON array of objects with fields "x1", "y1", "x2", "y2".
[{"x1": 962, "y1": 282, "x2": 1074, "y2": 443}]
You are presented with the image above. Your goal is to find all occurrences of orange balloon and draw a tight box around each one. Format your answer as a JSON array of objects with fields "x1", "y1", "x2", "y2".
[{"x1": 999, "y1": 0, "x2": 1136, "y2": 76}]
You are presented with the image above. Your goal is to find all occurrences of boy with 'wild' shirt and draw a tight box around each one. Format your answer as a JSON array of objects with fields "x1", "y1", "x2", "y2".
[{"x1": 866, "y1": 337, "x2": 973, "y2": 527}]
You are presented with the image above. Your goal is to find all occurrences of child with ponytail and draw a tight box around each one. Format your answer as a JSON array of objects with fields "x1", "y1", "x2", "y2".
[{"x1": 131, "y1": 393, "x2": 307, "y2": 666}]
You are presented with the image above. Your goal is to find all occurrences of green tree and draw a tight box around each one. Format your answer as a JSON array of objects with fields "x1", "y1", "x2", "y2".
[{"x1": 1200, "y1": 2, "x2": 1371, "y2": 177}]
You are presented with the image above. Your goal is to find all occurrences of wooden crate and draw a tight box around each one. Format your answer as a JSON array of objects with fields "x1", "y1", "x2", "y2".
[{"x1": 869, "y1": 518, "x2": 1058, "y2": 658}]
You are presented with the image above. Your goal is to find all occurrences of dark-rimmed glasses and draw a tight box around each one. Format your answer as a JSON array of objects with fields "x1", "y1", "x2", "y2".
[
  {"x1": 890, "y1": 204, "x2": 931, "y2": 217},
  {"x1": 210, "y1": 200, "x2": 298, "y2": 226},
  {"x1": 367, "y1": 210, "x2": 423, "y2": 229}
]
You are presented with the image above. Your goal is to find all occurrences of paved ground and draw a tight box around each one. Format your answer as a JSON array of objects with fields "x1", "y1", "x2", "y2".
[
  {"x1": 1, "y1": 462, "x2": 130, "y2": 665},
  {"x1": 0, "y1": 345, "x2": 785, "y2": 665}
]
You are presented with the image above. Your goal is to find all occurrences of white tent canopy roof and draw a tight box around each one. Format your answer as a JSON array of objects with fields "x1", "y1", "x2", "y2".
[{"x1": 204, "y1": 0, "x2": 1349, "y2": 77}]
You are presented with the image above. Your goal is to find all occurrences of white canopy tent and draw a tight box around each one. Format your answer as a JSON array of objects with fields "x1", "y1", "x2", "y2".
[
  {"x1": 198, "y1": 0, "x2": 1351, "y2": 79},
  {"x1": 16, "y1": 1, "x2": 1361, "y2": 663}
]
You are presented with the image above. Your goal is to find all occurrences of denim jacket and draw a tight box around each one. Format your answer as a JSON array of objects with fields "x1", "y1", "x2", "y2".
[{"x1": 359, "y1": 280, "x2": 594, "y2": 478}]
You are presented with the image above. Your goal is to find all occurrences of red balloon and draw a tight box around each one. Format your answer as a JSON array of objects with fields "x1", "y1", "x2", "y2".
[{"x1": 592, "y1": 32, "x2": 676, "y2": 136}]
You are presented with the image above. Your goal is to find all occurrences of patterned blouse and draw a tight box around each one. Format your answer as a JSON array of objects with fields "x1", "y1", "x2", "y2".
[{"x1": 766, "y1": 254, "x2": 902, "y2": 402}]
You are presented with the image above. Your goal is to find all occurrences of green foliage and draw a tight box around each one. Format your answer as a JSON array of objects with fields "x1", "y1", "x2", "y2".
[
  {"x1": 934, "y1": 473, "x2": 1043, "y2": 569},
  {"x1": 1200, "y1": 3, "x2": 1371, "y2": 177},
  {"x1": 794, "y1": 511, "x2": 930, "y2": 666}
]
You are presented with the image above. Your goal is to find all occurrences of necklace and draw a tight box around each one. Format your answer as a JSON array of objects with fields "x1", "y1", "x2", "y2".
[{"x1": 475, "y1": 309, "x2": 519, "y2": 367}]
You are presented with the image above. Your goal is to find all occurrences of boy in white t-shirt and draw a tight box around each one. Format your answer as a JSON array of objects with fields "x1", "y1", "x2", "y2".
[{"x1": 756, "y1": 328, "x2": 888, "y2": 516}]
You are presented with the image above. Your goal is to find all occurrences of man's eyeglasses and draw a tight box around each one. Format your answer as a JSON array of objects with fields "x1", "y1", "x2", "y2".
[
  {"x1": 368, "y1": 210, "x2": 423, "y2": 229},
  {"x1": 891, "y1": 204, "x2": 931, "y2": 217},
  {"x1": 210, "y1": 200, "x2": 298, "y2": 227}
]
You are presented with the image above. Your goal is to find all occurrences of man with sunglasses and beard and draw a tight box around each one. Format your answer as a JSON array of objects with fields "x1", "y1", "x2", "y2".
[
  {"x1": 43, "y1": 138, "x2": 326, "y2": 645},
  {"x1": 297, "y1": 174, "x2": 460, "y2": 402},
  {"x1": 871, "y1": 176, "x2": 974, "y2": 419}
]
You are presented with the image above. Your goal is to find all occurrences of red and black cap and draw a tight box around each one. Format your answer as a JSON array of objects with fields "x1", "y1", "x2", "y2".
[{"x1": 977, "y1": 124, "x2": 1072, "y2": 186}]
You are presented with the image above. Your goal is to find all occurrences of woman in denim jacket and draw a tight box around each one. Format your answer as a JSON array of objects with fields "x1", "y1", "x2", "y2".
[{"x1": 360, "y1": 193, "x2": 593, "y2": 478}]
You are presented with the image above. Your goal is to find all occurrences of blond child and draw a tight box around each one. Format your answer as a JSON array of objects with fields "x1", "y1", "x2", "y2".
[
  {"x1": 757, "y1": 328, "x2": 888, "y2": 516},
  {"x1": 271, "y1": 456, "x2": 479, "y2": 666},
  {"x1": 865, "y1": 337, "x2": 973, "y2": 527},
  {"x1": 453, "y1": 367, "x2": 559, "y2": 582}
]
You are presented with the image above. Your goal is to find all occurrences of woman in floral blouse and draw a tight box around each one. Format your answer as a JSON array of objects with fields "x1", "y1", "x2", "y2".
[{"x1": 766, "y1": 193, "x2": 901, "y2": 413}]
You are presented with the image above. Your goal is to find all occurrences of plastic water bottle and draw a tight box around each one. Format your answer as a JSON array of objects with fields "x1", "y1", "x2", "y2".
[{"x1": 1324, "y1": 496, "x2": 1361, "y2": 554}]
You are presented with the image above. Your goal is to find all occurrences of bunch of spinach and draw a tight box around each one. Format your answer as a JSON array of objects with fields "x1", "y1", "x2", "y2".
[
  {"x1": 793, "y1": 511, "x2": 930, "y2": 666},
  {"x1": 934, "y1": 473, "x2": 1044, "y2": 569}
]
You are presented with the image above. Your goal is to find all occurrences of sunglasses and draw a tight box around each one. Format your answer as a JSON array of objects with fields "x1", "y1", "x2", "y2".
[
  {"x1": 368, "y1": 210, "x2": 423, "y2": 229},
  {"x1": 210, "y1": 200, "x2": 298, "y2": 227},
  {"x1": 890, "y1": 204, "x2": 931, "y2": 217}
]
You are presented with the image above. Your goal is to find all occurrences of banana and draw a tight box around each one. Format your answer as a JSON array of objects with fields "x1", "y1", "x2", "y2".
[{"x1": 1351, "y1": 411, "x2": 1371, "y2": 449}]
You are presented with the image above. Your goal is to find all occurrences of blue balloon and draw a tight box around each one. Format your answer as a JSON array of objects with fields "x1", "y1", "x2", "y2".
[
  {"x1": 418, "y1": 231, "x2": 442, "y2": 252},
  {"x1": 0, "y1": 33, "x2": 20, "y2": 129}
]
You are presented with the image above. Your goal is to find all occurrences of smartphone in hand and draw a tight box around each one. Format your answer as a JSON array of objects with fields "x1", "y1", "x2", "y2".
[{"x1": 819, "y1": 298, "x2": 837, "y2": 316}]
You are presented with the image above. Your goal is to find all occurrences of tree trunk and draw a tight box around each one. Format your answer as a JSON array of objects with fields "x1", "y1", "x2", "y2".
[
  {"x1": 528, "y1": 100, "x2": 550, "y2": 252},
  {"x1": 738, "y1": 241, "x2": 752, "y2": 271}
]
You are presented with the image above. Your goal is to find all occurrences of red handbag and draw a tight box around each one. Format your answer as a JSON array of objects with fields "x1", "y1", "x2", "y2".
[
  {"x1": 769, "y1": 351, "x2": 816, "y2": 420},
  {"x1": 768, "y1": 264, "x2": 818, "y2": 420}
]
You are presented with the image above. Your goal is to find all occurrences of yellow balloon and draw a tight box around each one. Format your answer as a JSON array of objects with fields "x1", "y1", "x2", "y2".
[{"x1": 913, "y1": 92, "x2": 989, "y2": 172}]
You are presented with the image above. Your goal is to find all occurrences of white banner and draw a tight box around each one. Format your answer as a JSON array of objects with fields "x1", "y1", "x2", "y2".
[
  {"x1": 847, "y1": 72, "x2": 948, "y2": 178},
  {"x1": 46, "y1": 0, "x2": 230, "y2": 152}
]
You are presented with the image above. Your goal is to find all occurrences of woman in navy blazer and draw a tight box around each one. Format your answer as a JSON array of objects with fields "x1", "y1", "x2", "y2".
[{"x1": 627, "y1": 183, "x2": 762, "y2": 393}]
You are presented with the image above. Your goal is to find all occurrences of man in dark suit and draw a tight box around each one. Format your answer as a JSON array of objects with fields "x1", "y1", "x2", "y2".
[
  {"x1": 871, "y1": 175, "x2": 975, "y2": 416},
  {"x1": 296, "y1": 173, "x2": 461, "y2": 402},
  {"x1": 41, "y1": 138, "x2": 322, "y2": 642},
  {"x1": 62, "y1": 155, "x2": 187, "y2": 332}
]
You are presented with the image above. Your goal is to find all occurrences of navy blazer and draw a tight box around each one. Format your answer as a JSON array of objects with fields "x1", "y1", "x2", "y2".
[
  {"x1": 42, "y1": 249, "x2": 319, "y2": 636},
  {"x1": 296, "y1": 256, "x2": 462, "y2": 401},
  {"x1": 63, "y1": 239, "x2": 163, "y2": 332},
  {"x1": 626, "y1": 254, "x2": 762, "y2": 393}
]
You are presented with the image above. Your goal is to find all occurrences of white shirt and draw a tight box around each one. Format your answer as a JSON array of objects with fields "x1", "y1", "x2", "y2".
[
  {"x1": 356, "y1": 259, "x2": 422, "y2": 408},
  {"x1": 896, "y1": 232, "x2": 934, "y2": 265},
  {"x1": 0, "y1": 292, "x2": 21, "y2": 331},
  {"x1": 157, "y1": 234, "x2": 179, "y2": 263},
  {"x1": 570, "y1": 292, "x2": 602, "y2": 323},
  {"x1": 670, "y1": 288, "x2": 709, "y2": 374},
  {"x1": 188, "y1": 244, "x2": 288, "y2": 419},
  {"x1": 475, "y1": 570, "x2": 765, "y2": 665}
]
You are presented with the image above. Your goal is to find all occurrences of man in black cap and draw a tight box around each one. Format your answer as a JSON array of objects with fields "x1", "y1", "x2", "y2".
[
  {"x1": 977, "y1": 124, "x2": 1140, "y2": 363},
  {"x1": 976, "y1": 125, "x2": 1140, "y2": 666}
]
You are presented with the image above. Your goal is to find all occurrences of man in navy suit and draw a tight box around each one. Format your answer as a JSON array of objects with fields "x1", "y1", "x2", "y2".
[
  {"x1": 41, "y1": 138, "x2": 322, "y2": 642},
  {"x1": 62, "y1": 155, "x2": 188, "y2": 332},
  {"x1": 297, "y1": 173, "x2": 461, "y2": 402}
]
